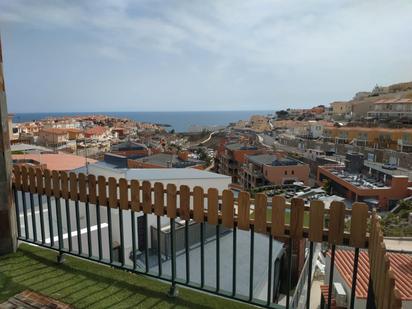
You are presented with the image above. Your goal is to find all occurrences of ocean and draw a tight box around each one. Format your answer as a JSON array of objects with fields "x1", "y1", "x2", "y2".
[{"x1": 12, "y1": 111, "x2": 273, "y2": 132}]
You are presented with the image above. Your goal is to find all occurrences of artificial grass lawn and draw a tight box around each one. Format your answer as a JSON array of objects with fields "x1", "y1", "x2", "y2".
[
  {"x1": 0, "y1": 243, "x2": 253, "y2": 309},
  {"x1": 251, "y1": 209, "x2": 310, "y2": 227}
]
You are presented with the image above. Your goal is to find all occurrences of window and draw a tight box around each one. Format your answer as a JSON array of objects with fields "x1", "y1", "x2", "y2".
[
  {"x1": 284, "y1": 170, "x2": 287, "y2": 175},
  {"x1": 292, "y1": 170, "x2": 294, "y2": 175}
]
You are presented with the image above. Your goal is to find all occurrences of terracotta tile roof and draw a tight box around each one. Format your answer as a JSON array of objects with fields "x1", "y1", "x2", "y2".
[
  {"x1": 65, "y1": 128, "x2": 83, "y2": 133},
  {"x1": 40, "y1": 128, "x2": 69, "y2": 135},
  {"x1": 12, "y1": 153, "x2": 97, "y2": 171},
  {"x1": 85, "y1": 126, "x2": 107, "y2": 136},
  {"x1": 320, "y1": 285, "x2": 337, "y2": 308},
  {"x1": 374, "y1": 98, "x2": 412, "y2": 104},
  {"x1": 325, "y1": 126, "x2": 412, "y2": 134},
  {"x1": 333, "y1": 250, "x2": 412, "y2": 300}
]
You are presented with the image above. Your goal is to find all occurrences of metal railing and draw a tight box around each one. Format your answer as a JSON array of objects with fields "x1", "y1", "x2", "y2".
[{"x1": 11, "y1": 165, "x2": 394, "y2": 309}]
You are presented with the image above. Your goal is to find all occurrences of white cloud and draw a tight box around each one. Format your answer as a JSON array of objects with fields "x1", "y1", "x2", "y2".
[
  {"x1": 1, "y1": 0, "x2": 412, "y2": 111},
  {"x1": 1, "y1": 0, "x2": 412, "y2": 66}
]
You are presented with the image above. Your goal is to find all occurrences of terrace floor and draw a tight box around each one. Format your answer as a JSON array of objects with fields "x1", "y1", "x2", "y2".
[{"x1": 0, "y1": 243, "x2": 254, "y2": 309}]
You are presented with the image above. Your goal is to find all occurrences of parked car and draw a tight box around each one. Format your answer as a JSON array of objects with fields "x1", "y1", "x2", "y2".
[{"x1": 382, "y1": 163, "x2": 397, "y2": 170}]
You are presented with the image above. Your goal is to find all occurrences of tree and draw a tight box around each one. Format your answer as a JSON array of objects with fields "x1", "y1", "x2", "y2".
[
  {"x1": 197, "y1": 148, "x2": 212, "y2": 166},
  {"x1": 322, "y1": 179, "x2": 332, "y2": 194},
  {"x1": 276, "y1": 110, "x2": 289, "y2": 119}
]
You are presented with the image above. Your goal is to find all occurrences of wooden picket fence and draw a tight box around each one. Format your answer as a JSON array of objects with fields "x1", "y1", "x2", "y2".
[
  {"x1": 12, "y1": 165, "x2": 407, "y2": 308},
  {"x1": 12, "y1": 165, "x2": 370, "y2": 247},
  {"x1": 369, "y1": 212, "x2": 403, "y2": 309}
]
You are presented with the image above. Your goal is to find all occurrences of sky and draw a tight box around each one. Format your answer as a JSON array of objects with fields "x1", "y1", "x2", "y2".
[{"x1": 1, "y1": 0, "x2": 412, "y2": 113}]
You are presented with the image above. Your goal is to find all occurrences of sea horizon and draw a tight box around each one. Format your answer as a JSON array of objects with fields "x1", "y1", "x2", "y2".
[{"x1": 11, "y1": 110, "x2": 274, "y2": 132}]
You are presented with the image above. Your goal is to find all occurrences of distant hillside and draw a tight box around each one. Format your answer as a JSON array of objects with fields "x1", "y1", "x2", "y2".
[
  {"x1": 350, "y1": 81, "x2": 412, "y2": 104},
  {"x1": 388, "y1": 81, "x2": 412, "y2": 93}
]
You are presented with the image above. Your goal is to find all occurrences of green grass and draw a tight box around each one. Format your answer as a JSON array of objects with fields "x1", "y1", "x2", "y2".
[
  {"x1": 0, "y1": 244, "x2": 253, "y2": 309},
  {"x1": 284, "y1": 211, "x2": 310, "y2": 227},
  {"x1": 381, "y1": 200, "x2": 412, "y2": 237},
  {"x1": 251, "y1": 209, "x2": 310, "y2": 227}
]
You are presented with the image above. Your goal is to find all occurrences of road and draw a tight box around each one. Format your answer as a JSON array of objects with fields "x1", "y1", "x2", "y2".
[
  {"x1": 199, "y1": 130, "x2": 219, "y2": 145},
  {"x1": 258, "y1": 133, "x2": 346, "y2": 163},
  {"x1": 258, "y1": 133, "x2": 304, "y2": 154}
]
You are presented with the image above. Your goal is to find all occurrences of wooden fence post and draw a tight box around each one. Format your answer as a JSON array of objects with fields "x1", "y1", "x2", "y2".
[{"x1": 0, "y1": 35, "x2": 17, "y2": 255}]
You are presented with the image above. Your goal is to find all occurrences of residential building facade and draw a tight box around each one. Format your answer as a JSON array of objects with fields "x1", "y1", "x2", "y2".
[
  {"x1": 240, "y1": 154, "x2": 309, "y2": 190},
  {"x1": 317, "y1": 165, "x2": 411, "y2": 209},
  {"x1": 367, "y1": 98, "x2": 412, "y2": 119},
  {"x1": 215, "y1": 143, "x2": 266, "y2": 184},
  {"x1": 323, "y1": 127, "x2": 412, "y2": 151},
  {"x1": 37, "y1": 128, "x2": 69, "y2": 147},
  {"x1": 330, "y1": 101, "x2": 352, "y2": 119}
]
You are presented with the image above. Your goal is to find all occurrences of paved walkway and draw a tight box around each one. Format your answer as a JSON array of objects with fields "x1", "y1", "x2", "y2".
[
  {"x1": 310, "y1": 279, "x2": 323, "y2": 309},
  {"x1": 0, "y1": 290, "x2": 72, "y2": 309}
]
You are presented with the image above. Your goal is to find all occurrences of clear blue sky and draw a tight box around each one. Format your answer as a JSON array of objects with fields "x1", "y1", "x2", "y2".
[{"x1": 1, "y1": 0, "x2": 412, "y2": 113}]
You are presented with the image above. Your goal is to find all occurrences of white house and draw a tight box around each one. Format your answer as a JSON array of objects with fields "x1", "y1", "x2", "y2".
[{"x1": 307, "y1": 121, "x2": 324, "y2": 139}]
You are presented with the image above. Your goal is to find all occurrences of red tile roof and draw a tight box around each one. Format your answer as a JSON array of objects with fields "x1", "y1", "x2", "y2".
[
  {"x1": 333, "y1": 250, "x2": 412, "y2": 300},
  {"x1": 12, "y1": 153, "x2": 97, "y2": 171},
  {"x1": 85, "y1": 126, "x2": 107, "y2": 136},
  {"x1": 374, "y1": 98, "x2": 412, "y2": 104},
  {"x1": 320, "y1": 285, "x2": 337, "y2": 307},
  {"x1": 40, "y1": 128, "x2": 69, "y2": 135}
]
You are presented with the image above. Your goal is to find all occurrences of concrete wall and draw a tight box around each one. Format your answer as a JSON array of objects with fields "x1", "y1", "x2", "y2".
[{"x1": 263, "y1": 164, "x2": 310, "y2": 185}]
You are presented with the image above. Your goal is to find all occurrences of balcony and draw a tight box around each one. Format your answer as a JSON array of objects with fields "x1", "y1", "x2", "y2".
[
  {"x1": 0, "y1": 243, "x2": 249, "y2": 309},
  {"x1": 7, "y1": 165, "x2": 404, "y2": 309}
]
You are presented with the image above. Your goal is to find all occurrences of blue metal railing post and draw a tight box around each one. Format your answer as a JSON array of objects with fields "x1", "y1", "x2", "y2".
[
  {"x1": 267, "y1": 235, "x2": 273, "y2": 306},
  {"x1": 131, "y1": 211, "x2": 137, "y2": 271},
  {"x1": 168, "y1": 218, "x2": 178, "y2": 297},
  {"x1": 249, "y1": 226, "x2": 255, "y2": 302},
  {"x1": 65, "y1": 199, "x2": 72, "y2": 252},
  {"x1": 286, "y1": 237, "x2": 293, "y2": 309},
  {"x1": 232, "y1": 227, "x2": 237, "y2": 297},
  {"x1": 46, "y1": 196, "x2": 54, "y2": 247},
  {"x1": 13, "y1": 187, "x2": 21, "y2": 238},
  {"x1": 350, "y1": 248, "x2": 360, "y2": 309},
  {"x1": 327, "y1": 244, "x2": 336, "y2": 309},
  {"x1": 200, "y1": 222, "x2": 205, "y2": 288},
  {"x1": 56, "y1": 197, "x2": 65, "y2": 263},
  {"x1": 306, "y1": 241, "x2": 314, "y2": 309},
  {"x1": 75, "y1": 200, "x2": 82, "y2": 255},
  {"x1": 29, "y1": 192, "x2": 37, "y2": 243},
  {"x1": 96, "y1": 201, "x2": 102, "y2": 260},
  {"x1": 185, "y1": 220, "x2": 190, "y2": 284},
  {"x1": 157, "y1": 215, "x2": 162, "y2": 276},
  {"x1": 38, "y1": 194, "x2": 45, "y2": 244},
  {"x1": 21, "y1": 191, "x2": 29, "y2": 239}
]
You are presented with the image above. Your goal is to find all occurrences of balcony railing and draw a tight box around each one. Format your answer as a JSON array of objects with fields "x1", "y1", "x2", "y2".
[{"x1": 11, "y1": 165, "x2": 401, "y2": 309}]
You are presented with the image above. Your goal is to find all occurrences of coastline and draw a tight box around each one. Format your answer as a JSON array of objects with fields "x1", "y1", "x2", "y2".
[{"x1": 11, "y1": 110, "x2": 273, "y2": 133}]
